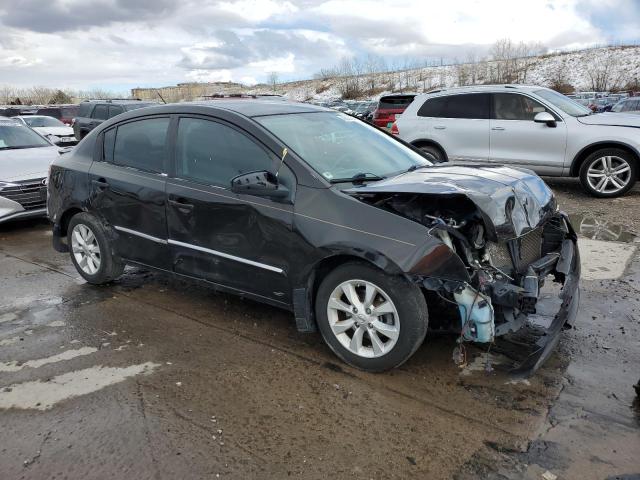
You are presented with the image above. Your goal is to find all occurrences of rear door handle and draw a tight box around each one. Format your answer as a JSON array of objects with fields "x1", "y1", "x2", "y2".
[
  {"x1": 433, "y1": 125, "x2": 446, "y2": 130},
  {"x1": 169, "y1": 198, "x2": 194, "y2": 213},
  {"x1": 92, "y1": 178, "x2": 109, "y2": 189},
  {"x1": 491, "y1": 126, "x2": 505, "y2": 131}
]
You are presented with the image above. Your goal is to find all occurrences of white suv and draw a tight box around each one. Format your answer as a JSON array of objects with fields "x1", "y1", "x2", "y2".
[{"x1": 395, "y1": 85, "x2": 640, "y2": 197}]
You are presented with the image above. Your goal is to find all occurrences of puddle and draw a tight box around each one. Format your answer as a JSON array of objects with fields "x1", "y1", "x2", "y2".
[{"x1": 569, "y1": 214, "x2": 638, "y2": 243}]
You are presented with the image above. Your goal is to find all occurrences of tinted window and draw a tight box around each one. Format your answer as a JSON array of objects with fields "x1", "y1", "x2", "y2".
[
  {"x1": 418, "y1": 94, "x2": 490, "y2": 119},
  {"x1": 175, "y1": 118, "x2": 274, "y2": 187},
  {"x1": 92, "y1": 105, "x2": 108, "y2": 120},
  {"x1": 378, "y1": 96, "x2": 414, "y2": 109},
  {"x1": 113, "y1": 117, "x2": 169, "y2": 173},
  {"x1": 78, "y1": 103, "x2": 93, "y2": 117},
  {"x1": 417, "y1": 97, "x2": 447, "y2": 117},
  {"x1": 108, "y1": 105, "x2": 124, "y2": 118},
  {"x1": 103, "y1": 128, "x2": 116, "y2": 162},
  {"x1": 493, "y1": 93, "x2": 551, "y2": 120}
]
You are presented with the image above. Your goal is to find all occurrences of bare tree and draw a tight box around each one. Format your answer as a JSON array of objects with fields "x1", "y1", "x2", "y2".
[
  {"x1": 586, "y1": 49, "x2": 624, "y2": 91},
  {"x1": 267, "y1": 72, "x2": 279, "y2": 93}
]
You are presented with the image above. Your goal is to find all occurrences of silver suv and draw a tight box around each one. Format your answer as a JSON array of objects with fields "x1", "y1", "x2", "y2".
[{"x1": 396, "y1": 85, "x2": 640, "y2": 197}]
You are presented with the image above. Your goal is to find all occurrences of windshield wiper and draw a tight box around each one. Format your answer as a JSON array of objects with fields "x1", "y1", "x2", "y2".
[
  {"x1": 329, "y1": 172, "x2": 385, "y2": 184},
  {"x1": 405, "y1": 164, "x2": 431, "y2": 173}
]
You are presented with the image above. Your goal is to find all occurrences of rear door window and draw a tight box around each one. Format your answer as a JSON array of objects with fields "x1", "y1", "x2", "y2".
[
  {"x1": 418, "y1": 94, "x2": 490, "y2": 119},
  {"x1": 112, "y1": 117, "x2": 170, "y2": 173},
  {"x1": 92, "y1": 105, "x2": 108, "y2": 120}
]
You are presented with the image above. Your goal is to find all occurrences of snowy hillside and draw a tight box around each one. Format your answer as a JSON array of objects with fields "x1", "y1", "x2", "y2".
[{"x1": 248, "y1": 45, "x2": 640, "y2": 102}]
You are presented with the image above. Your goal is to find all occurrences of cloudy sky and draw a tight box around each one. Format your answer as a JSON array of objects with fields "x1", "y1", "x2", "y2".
[{"x1": 0, "y1": 0, "x2": 638, "y2": 92}]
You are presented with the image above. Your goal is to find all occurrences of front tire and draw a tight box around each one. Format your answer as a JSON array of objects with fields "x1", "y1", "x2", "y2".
[
  {"x1": 579, "y1": 148, "x2": 636, "y2": 198},
  {"x1": 315, "y1": 262, "x2": 428, "y2": 372},
  {"x1": 417, "y1": 144, "x2": 446, "y2": 163},
  {"x1": 67, "y1": 213, "x2": 124, "y2": 284}
]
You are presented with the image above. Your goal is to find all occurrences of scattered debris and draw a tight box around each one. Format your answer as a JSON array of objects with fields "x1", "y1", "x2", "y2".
[{"x1": 541, "y1": 470, "x2": 557, "y2": 480}]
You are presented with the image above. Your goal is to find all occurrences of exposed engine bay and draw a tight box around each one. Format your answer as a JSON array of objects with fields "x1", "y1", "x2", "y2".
[{"x1": 351, "y1": 190, "x2": 579, "y2": 373}]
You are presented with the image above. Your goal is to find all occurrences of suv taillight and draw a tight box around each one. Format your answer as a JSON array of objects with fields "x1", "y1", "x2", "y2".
[{"x1": 390, "y1": 122, "x2": 399, "y2": 135}]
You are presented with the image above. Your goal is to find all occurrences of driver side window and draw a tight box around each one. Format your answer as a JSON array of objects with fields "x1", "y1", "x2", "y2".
[
  {"x1": 492, "y1": 93, "x2": 551, "y2": 121},
  {"x1": 175, "y1": 117, "x2": 274, "y2": 188}
]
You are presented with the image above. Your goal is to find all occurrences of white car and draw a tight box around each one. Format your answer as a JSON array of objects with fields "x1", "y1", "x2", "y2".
[
  {"x1": 395, "y1": 85, "x2": 640, "y2": 197},
  {"x1": 15, "y1": 115, "x2": 78, "y2": 146},
  {"x1": 0, "y1": 118, "x2": 60, "y2": 223}
]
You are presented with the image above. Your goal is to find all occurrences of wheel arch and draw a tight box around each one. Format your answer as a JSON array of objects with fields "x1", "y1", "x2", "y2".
[
  {"x1": 410, "y1": 139, "x2": 448, "y2": 161},
  {"x1": 570, "y1": 141, "x2": 640, "y2": 177},
  {"x1": 58, "y1": 206, "x2": 84, "y2": 238},
  {"x1": 292, "y1": 250, "x2": 406, "y2": 333}
]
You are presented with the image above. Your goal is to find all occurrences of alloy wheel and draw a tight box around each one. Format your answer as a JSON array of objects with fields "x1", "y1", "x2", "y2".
[
  {"x1": 71, "y1": 223, "x2": 101, "y2": 275},
  {"x1": 586, "y1": 155, "x2": 632, "y2": 194},
  {"x1": 326, "y1": 279, "x2": 400, "y2": 358}
]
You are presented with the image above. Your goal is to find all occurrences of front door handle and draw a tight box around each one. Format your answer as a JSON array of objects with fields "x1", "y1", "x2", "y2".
[
  {"x1": 491, "y1": 126, "x2": 505, "y2": 131},
  {"x1": 92, "y1": 178, "x2": 109, "y2": 189},
  {"x1": 169, "y1": 198, "x2": 194, "y2": 213},
  {"x1": 433, "y1": 125, "x2": 446, "y2": 130}
]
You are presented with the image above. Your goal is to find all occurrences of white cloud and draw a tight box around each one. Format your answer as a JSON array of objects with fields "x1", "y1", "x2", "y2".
[{"x1": 0, "y1": 0, "x2": 636, "y2": 90}]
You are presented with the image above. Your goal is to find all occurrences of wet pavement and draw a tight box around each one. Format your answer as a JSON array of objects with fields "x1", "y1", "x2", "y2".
[{"x1": 1, "y1": 212, "x2": 639, "y2": 480}]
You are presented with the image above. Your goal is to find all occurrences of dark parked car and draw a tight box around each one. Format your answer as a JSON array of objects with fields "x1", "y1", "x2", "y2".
[
  {"x1": 372, "y1": 94, "x2": 416, "y2": 128},
  {"x1": 73, "y1": 99, "x2": 155, "y2": 140},
  {"x1": 48, "y1": 101, "x2": 580, "y2": 373},
  {"x1": 35, "y1": 105, "x2": 79, "y2": 126}
]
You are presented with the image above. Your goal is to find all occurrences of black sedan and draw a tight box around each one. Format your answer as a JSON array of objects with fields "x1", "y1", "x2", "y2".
[{"x1": 47, "y1": 100, "x2": 580, "y2": 373}]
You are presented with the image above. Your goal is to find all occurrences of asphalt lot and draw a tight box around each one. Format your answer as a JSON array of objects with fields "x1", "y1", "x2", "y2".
[{"x1": 1, "y1": 178, "x2": 639, "y2": 480}]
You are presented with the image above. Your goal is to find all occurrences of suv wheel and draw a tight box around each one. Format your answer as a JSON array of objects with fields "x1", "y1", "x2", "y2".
[
  {"x1": 417, "y1": 144, "x2": 445, "y2": 163},
  {"x1": 68, "y1": 213, "x2": 124, "y2": 284},
  {"x1": 579, "y1": 148, "x2": 636, "y2": 198},
  {"x1": 315, "y1": 262, "x2": 428, "y2": 372}
]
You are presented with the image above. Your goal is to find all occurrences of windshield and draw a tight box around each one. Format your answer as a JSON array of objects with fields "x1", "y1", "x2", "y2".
[
  {"x1": 255, "y1": 111, "x2": 430, "y2": 182},
  {"x1": 534, "y1": 89, "x2": 592, "y2": 116},
  {"x1": 0, "y1": 122, "x2": 51, "y2": 150},
  {"x1": 23, "y1": 116, "x2": 65, "y2": 128}
]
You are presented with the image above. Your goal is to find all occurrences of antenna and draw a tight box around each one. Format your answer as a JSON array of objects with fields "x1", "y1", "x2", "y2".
[{"x1": 155, "y1": 89, "x2": 167, "y2": 104}]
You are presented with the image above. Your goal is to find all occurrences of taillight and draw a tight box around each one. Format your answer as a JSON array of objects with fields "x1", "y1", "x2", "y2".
[{"x1": 390, "y1": 122, "x2": 399, "y2": 135}]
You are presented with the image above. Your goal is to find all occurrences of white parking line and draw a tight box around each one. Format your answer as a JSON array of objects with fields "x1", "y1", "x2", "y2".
[
  {"x1": 0, "y1": 362, "x2": 160, "y2": 410},
  {"x1": 0, "y1": 347, "x2": 98, "y2": 373}
]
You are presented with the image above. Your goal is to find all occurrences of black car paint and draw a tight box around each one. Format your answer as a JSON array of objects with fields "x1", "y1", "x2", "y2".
[
  {"x1": 48, "y1": 102, "x2": 580, "y2": 371},
  {"x1": 50, "y1": 103, "x2": 464, "y2": 306}
]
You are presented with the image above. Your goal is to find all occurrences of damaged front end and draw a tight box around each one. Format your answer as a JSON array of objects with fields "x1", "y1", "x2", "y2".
[{"x1": 348, "y1": 166, "x2": 581, "y2": 375}]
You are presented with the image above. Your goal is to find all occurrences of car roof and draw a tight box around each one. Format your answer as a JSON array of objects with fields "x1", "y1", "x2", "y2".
[
  {"x1": 417, "y1": 84, "x2": 549, "y2": 98},
  {"x1": 150, "y1": 100, "x2": 330, "y2": 118}
]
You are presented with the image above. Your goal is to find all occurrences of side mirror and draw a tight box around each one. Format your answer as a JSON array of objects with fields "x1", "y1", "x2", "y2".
[
  {"x1": 533, "y1": 111, "x2": 557, "y2": 127},
  {"x1": 230, "y1": 170, "x2": 289, "y2": 198}
]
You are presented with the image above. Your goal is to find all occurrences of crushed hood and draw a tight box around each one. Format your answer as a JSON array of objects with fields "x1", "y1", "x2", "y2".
[
  {"x1": 345, "y1": 164, "x2": 557, "y2": 241},
  {"x1": 576, "y1": 112, "x2": 640, "y2": 128}
]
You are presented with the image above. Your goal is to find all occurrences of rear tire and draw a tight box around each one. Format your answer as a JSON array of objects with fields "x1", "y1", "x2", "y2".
[
  {"x1": 315, "y1": 262, "x2": 428, "y2": 372},
  {"x1": 67, "y1": 213, "x2": 124, "y2": 284},
  {"x1": 579, "y1": 148, "x2": 636, "y2": 198},
  {"x1": 417, "y1": 144, "x2": 446, "y2": 163}
]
